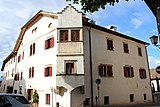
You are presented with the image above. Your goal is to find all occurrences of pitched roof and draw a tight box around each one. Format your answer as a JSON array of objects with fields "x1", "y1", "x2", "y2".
[
  {"x1": 1, "y1": 11, "x2": 58, "y2": 71},
  {"x1": 83, "y1": 20, "x2": 149, "y2": 45}
]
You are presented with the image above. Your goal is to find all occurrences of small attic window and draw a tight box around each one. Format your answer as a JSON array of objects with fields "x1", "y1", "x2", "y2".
[
  {"x1": 48, "y1": 23, "x2": 52, "y2": 28},
  {"x1": 32, "y1": 27, "x2": 37, "y2": 33}
]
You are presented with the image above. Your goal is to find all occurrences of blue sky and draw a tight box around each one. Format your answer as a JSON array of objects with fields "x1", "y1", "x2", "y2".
[{"x1": 0, "y1": 0, "x2": 160, "y2": 72}]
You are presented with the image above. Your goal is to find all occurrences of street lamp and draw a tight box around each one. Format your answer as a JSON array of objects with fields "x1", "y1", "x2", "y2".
[
  {"x1": 95, "y1": 78, "x2": 101, "y2": 107},
  {"x1": 150, "y1": 35, "x2": 160, "y2": 49}
]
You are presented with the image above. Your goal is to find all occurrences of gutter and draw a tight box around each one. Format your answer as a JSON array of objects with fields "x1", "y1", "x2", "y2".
[{"x1": 88, "y1": 27, "x2": 94, "y2": 106}]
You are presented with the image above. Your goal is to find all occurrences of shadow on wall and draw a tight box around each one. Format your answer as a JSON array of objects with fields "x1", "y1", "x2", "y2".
[{"x1": 0, "y1": 76, "x2": 29, "y2": 98}]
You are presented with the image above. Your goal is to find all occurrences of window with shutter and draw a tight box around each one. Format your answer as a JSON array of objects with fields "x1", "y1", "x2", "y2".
[
  {"x1": 60, "y1": 30, "x2": 68, "y2": 41},
  {"x1": 20, "y1": 72, "x2": 23, "y2": 80},
  {"x1": 107, "y1": 39, "x2": 113, "y2": 50},
  {"x1": 138, "y1": 47, "x2": 142, "y2": 56},
  {"x1": 46, "y1": 94, "x2": 50, "y2": 105},
  {"x1": 44, "y1": 68, "x2": 46, "y2": 77},
  {"x1": 99, "y1": 65, "x2": 103, "y2": 76},
  {"x1": 71, "y1": 30, "x2": 80, "y2": 41},
  {"x1": 124, "y1": 66, "x2": 134, "y2": 78},
  {"x1": 50, "y1": 37, "x2": 54, "y2": 48},
  {"x1": 123, "y1": 43, "x2": 129, "y2": 53},
  {"x1": 107, "y1": 65, "x2": 113, "y2": 77},
  {"x1": 45, "y1": 40, "x2": 48, "y2": 49},
  {"x1": 30, "y1": 45, "x2": 32, "y2": 56},
  {"x1": 29, "y1": 68, "x2": 31, "y2": 78},
  {"x1": 99, "y1": 65, "x2": 113, "y2": 77},
  {"x1": 33, "y1": 43, "x2": 35, "y2": 55},
  {"x1": 32, "y1": 67, "x2": 34, "y2": 78},
  {"x1": 49, "y1": 67, "x2": 52, "y2": 76},
  {"x1": 45, "y1": 37, "x2": 54, "y2": 50},
  {"x1": 44, "y1": 66, "x2": 52, "y2": 77},
  {"x1": 66, "y1": 63, "x2": 75, "y2": 74},
  {"x1": 139, "y1": 68, "x2": 146, "y2": 79}
]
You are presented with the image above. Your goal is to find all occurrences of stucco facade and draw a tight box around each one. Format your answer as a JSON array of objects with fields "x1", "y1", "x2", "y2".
[{"x1": 1, "y1": 5, "x2": 152, "y2": 107}]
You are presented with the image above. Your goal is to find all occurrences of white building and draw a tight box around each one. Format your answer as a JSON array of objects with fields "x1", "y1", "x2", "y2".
[{"x1": 1, "y1": 5, "x2": 153, "y2": 107}]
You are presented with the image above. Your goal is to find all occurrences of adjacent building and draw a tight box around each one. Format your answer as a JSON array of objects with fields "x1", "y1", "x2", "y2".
[{"x1": 1, "y1": 5, "x2": 153, "y2": 107}]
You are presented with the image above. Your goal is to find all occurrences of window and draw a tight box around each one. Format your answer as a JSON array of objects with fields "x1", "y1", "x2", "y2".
[
  {"x1": 30, "y1": 43, "x2": 35, "y2": 56},
  {"x1": 29, "y1": 67, "x2": 34, "y2": 78},
  {"x1": 32, "y1": 27, "x2": 37, "y2": 33},
  {"x1": 45, "y1": 37, "x2": 54, "y2": 49},
  {"x1": 107, "y1": 39, "x2": 113, "y2": 50},
  {"x1": 14, "y1": 73, "x2": 19, "y2": 81},
  {"x1": 124, "y1": 66, "x2": 134, "y2": 77},
  {"x1": 65, "y1": 62, "x2": 76, "y2": 74},
  {"x1": 60, "y1": 30, "x2": 68, "y2": 41},
  {"x1": 20, "y1": 72, "x2": 23, "y2": 80},
  {"x1": 22, "y1": 52, "x2": 24, "y2": 60},
  {"x1": 11, "y1": 69, "x2": 14, "y2": 77},
  {"x1": 71, "y1": 30, "x2": 80, "y2": 41},
  {"x1": 99, "y1": 65, "x2": 113, "y2": 77},
  {"x1": 12, "y1": 95, "x2": 29, "y2": 104},
  {"x1": 144, "y1": 93, "x2": 147, "y2": 100},
  {"x1": 30, "y1": 45, "x2": 32, "y2": 56},
  {"x1": 0, "y1": 96, "x2": 12, "y2": 106},
  {"x1": 139, "y1": 68, "x2": 147, "y2": 79},
  {"x1": 123, "y1": 43, "x2": 129, "y2": 53},
  {"x1": 44, "y1": 67, "x2": 52, "y2": 77},
  {"x1": 48, "y1": 23, "x2": 52, "y2": 28},
  {"x1": 33, "y1": 43, "x2": 35, "y2": 55},
  {"x1": 130, "y1": 94, "x2": 134, "y2": 102},
  {"x1": 46, "y1": 94, "x2": 50, "y2": 105},
  {"x1": 138, "y1": 47, "x2": 142, "y2": 56},
  {"x1": 18, "y1": 55, "x2": 21, "y2": 63},
  {"x1": 85, "y1": 98, "x2": 90, "y2": 106},
  {"x1": 104, "y1": 96, "x2": 109, "y2": 105}
]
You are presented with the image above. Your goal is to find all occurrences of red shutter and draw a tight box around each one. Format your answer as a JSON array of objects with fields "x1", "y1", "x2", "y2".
[
  {"x1": 32, "y1": 67, "x2": 34, "y2": 78},
  {"x1": 49, "y1": 67, "x2": 52, "y2": 76},
  {"x1": 33, "y1": 43, "x2": 35, "y2": 54},
  {"x1": 30, "y1": 45, "x2": 32, "y2": 56},
  {"x1": 139, "y1": 69, "x2": 142, "y2": 78},
  {"x1": 144, "y1": 70, "x2": 146, "y2": 78},
  {"x1": 131, "y1": 67, "x2": 134, "y2": 77},
  {"x1": 45, "y1": 40, "x2": 48, "y2": 49},
  {"x1": 124, "y1": 67, "x2": 127, "y2": 77},
  {"x1": 44, "y1": 68, "x2": 46, "y2": 77},
  {"x1": 99, "y1": 65, "x2": 103, "y2": 76},
  {"x1": 51, "y1": 37, "x2": 54, "y2": 48}
]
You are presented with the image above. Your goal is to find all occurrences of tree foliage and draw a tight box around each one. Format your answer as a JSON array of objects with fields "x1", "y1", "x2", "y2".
[{"x1": 66, "y1": 0, "x2": 129, "y2": 13}]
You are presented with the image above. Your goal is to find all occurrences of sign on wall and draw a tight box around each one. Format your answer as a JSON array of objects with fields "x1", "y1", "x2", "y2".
[{"x1": 156, "y1": 66, "x2": 160, "y2": 74}]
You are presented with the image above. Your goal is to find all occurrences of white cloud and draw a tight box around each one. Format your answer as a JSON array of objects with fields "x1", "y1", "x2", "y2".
[
  {"x1": 131, "y1": 18, "x2": 143, "y2": 29},
  {"x1": 148, "y1": 56, "x2": 160, "y2": 68}
]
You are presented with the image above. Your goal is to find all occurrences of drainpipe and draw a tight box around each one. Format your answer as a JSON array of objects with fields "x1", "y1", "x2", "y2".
[{"x1": 88, "y1": 27, "x2": 93, "y2": 107}]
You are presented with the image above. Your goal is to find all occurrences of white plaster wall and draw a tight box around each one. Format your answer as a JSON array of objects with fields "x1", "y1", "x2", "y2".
[
  {"x1": 58, "y1": 6, "x2": 82, "y2": 28},
  {"x1": 13, "y1": 16, "x2": 58, "y2": 106},
  {"x1": 83, "y1": 27, "x2": 152, "y2": 106}
]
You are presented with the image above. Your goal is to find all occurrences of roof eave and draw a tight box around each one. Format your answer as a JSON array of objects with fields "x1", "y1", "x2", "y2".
[{"x1": 83, "y1": 21, "x2": 149, "y2": 45}]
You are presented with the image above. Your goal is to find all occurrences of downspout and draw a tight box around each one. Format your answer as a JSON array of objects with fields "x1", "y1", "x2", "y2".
[
  {"x1": 88, "y1": 27, "x2": 94, "y2": 107},
  {"x1": 145, "y1": 46, "x2": 154, "y2": 103}
]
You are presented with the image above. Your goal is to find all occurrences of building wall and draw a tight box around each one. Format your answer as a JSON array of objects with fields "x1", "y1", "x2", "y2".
[
  {"x1": 83, "y1": 27, "x2": 152, "y2": 106},
  {"x1": 56, "y1": 5, "x2": 85, "y2": 107},
  {"x1": 13, "y1": 16, "x2": 58, "y2": 106},
  {"x1": 1, "y1": 56, "x2": 16, "y2": 92},
  {"x1": 1, "y1": 5, "x2": 153, "y2": 107}
]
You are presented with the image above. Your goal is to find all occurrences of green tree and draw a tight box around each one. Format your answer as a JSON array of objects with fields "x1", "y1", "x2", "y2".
[{"x1": 66, "y1": 0, "x2": 130, "y2": 13}]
